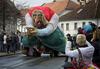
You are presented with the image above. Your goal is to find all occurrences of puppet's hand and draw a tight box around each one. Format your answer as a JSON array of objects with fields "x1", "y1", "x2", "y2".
[{"x1": 27, "y1": 27, "x2": 37, "y2": 36}]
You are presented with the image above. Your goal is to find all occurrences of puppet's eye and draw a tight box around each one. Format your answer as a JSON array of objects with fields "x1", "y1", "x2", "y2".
[
  {"x1": 32, "y1": 14, "x2": 42, "y2": 17},
  {"x1": 38, "y1": 14, "x2": 42, "y2": 17},
  {"x1": 32, "y1": 14, "x2": 36, "y2": 17}
]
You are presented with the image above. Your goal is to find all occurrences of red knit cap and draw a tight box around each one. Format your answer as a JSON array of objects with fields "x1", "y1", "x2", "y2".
[{"x1": 28, "y1": 6, "x2": 54, "y2": 21}]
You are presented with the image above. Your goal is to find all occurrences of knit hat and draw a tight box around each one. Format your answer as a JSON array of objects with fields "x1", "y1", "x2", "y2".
[
  {"x1": 83, "y1": 23, "x2": 93, "y2": 33},
  {"x1": 28, "y1": 6, "x2": 54, "y2": 21}
]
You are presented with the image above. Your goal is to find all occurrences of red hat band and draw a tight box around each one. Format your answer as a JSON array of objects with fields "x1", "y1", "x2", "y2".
[{"x1": 28, "y1": 6, "x2": 54, "y2": 21}]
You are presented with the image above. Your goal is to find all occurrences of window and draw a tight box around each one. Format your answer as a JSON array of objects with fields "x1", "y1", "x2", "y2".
[
  {"x1": 77, "y1": 0, "x2": 86, "y2": 6},
  {"x1": 82, "y1": 22, "x2": 86, "y2": 27},
  {"x1": 66, "y1": 23, "x2": 69, "y2": 30},
  {"x1": 61, "y1": 23, "x2": 64, "y2": 30},
  {"x1": 74, "y1": 23, "x2": 77, "y2": 30}
]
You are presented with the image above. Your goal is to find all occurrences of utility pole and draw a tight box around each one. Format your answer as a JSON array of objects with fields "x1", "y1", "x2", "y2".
[
  {"x1": 2, "y1": 0, "x2": 5, "y2": 31},
  {"x1": 96, "y1": 0, "x2": 100, "y2": 25}
]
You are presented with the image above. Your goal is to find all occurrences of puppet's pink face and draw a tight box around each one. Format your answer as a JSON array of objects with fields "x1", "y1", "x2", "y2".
[
  {"x1": 32, "y1": 10, "x2": 44, "y2": 24},
  {"x1": 32, "y1": 10, "x2": 47, "y2": 28}
]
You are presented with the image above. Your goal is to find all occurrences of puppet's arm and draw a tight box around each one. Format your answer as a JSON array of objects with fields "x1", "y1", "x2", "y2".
[{"x1": 36, "y1": 13, "x2": 59, "y2": 36}]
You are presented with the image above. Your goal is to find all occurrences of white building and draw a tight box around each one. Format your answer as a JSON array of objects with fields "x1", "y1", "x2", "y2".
[
  {"x1": 59, "y1": 19, "x2": 98, "y2": 36},
  {"x1": 58, "y1": 0, "x2": 100, "y2": 36}
]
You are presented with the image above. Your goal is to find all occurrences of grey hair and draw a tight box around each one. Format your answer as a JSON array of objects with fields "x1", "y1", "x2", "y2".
[{"x1": 76, "y1": 34, "x2": 86, "y2": 46}]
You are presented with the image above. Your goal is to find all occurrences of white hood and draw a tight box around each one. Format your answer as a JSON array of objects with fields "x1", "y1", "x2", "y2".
[{"x1": 12, "y1": 0, "x2": 53, "y2": 10}]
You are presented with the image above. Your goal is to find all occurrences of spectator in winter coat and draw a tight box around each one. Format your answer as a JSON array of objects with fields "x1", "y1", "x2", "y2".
[
  {"x1": 6, "y1": 34, "x2": 12, "y2": 54},
  {"x1": 83, "y1": 22, "x2": 100, "y2": 67},
  {"x1": 0, "y1": 32, "x2": 4, "y2": 51},
  {"x1": 65, "y1": 34, "x2": 99, "y2": 69},
  {"x1": 3, "y1": 33, "x2": 7, "y2": 52}
]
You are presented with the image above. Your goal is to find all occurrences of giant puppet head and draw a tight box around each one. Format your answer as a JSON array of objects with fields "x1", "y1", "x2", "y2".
[{"x1": 28, "y1": 6, "x2": 54, "y2": 29}]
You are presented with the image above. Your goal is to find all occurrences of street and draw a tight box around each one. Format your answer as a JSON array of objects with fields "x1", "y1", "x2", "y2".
[
  {"x1": 0, "y1": 54, "x2": 65, "y2": 69},
  {"x1": 0, "y1": 0, "x2": 99, "y2": 69}
]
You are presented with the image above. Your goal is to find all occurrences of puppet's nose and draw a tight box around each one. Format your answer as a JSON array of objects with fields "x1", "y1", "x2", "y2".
[{"x1": 34, "y1": 17, "x2": 40, "y2": 23}]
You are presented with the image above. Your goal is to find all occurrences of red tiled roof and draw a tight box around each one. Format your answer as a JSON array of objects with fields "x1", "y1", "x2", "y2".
[{"x1": 43, "y1": 0, "x2": 69, "y2": 14}]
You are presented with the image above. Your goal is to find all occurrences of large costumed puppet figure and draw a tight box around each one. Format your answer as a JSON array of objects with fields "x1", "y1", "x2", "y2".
[
  {"x1": 22, "y1": 6, "x2": 66, "y2": 56},
  {"x1": 14, "y1": 0, "x2": 80, "y2": 56},
  {"x1": 14, "y1": 3, "x2": 67, "y2": 56}
]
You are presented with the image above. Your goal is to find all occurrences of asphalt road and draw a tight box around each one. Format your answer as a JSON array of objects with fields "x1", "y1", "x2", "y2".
[{"x1": 0, "y1": 54, "x2": 65, "y2": 69}]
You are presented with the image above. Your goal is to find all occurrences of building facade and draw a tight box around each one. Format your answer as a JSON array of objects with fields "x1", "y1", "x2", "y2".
[
  {"x1": 59, "y1": 19, "x2": 98, "y2": 36},
  {"x1": 0, "y1": 0, "x2": 19, "y2": 33}
]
